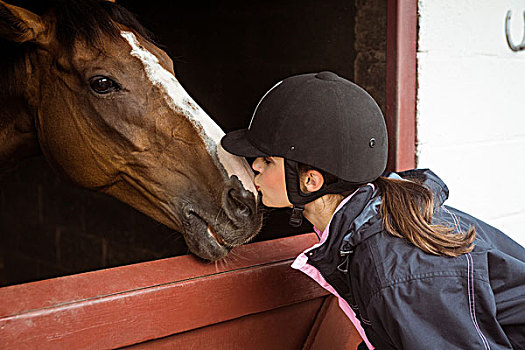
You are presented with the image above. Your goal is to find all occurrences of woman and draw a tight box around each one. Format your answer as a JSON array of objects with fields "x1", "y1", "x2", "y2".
[{"x1": 221, "y1": 72, "x2": 525, "y2": 349}]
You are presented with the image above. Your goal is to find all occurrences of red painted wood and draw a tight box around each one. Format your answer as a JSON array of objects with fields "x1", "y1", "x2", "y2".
[
  {"x1": 386, "y1": 0, "x2": 418, "y2": 171},
  {"x1": 0, "y1": 234, "x2": 328, "y2": 349},
  {"x1": 304, "y1": 295, "x2": 362, "y2": 350},
  {"x1": 0, "y1": 233, "x2": 318, "y2": 317},
  {"x1": 126, "y1": 298, "x2": 325, "y2": 349}
]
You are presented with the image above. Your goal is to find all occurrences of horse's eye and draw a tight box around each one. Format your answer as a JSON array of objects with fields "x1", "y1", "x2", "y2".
[{"x1": 89, "y1": 76, "x2": 120, "y2": 94}]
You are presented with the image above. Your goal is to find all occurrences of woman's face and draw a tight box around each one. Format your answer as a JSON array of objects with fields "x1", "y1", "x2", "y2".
[{"x1": 252, "y1": 156, "x2": 292, "y2": 208}]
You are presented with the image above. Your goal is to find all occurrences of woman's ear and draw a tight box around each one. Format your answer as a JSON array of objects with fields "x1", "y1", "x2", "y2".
[{"x1": 302, "y1": 169, "x2": 324, "y2": 193}]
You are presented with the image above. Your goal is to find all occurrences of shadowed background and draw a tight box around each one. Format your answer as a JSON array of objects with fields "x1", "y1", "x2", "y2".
[{"x1": 0, "y1": 0, "x2": 387, "y2": 286}]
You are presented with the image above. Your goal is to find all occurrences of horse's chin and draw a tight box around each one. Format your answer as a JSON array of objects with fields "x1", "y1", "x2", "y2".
[{"x1": 181, "y1": 212, "x2": 233, "y2": 261}]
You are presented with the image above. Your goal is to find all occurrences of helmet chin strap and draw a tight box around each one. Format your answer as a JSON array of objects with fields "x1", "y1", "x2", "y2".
[
  {"x1": 284, "y1": 159, "x2": 360, "y2": 227},
  {"x1": 289, "y1": 206, "x2": 305, "y2": 227},
  {"x1": 284, "y1": 159, "x2": 322, "y2": 227}
]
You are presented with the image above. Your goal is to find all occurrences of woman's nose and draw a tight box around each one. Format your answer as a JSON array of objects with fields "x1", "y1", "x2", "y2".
[{"x1": 252, "y1": 157, "x2": 263, "y2": 172}]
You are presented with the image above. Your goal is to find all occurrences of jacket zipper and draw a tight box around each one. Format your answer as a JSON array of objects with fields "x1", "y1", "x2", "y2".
[{"x1": 337, "y1": 249, "x2": 353, "y2": 273}]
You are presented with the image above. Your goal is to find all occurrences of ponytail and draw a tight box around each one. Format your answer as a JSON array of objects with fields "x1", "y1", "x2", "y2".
[
  {"x1": 297, "y1": 162, "x2": 475, "y2": 257},
  {"x1": 375, "y1": 176, "x2": 475, "y2": 257}
]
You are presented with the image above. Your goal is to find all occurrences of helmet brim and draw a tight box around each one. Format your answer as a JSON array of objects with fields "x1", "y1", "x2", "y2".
[{"x1": 221, "y1": 129, "x2": 269, "y2": 158}]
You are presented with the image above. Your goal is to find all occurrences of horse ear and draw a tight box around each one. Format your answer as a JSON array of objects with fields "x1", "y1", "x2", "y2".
[{"x1": 0, "y1": 1, "x2": 46, "y2": 43}]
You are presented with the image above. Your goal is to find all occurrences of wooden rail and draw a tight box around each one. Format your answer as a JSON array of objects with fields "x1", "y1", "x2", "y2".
[{"x1": 0, "y1": 233, "x2": 362, "y2": 349}]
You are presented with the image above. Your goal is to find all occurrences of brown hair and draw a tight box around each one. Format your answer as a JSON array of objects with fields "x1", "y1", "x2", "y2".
[
  {"x1": 375, "y1": 176, "x2": 475, "y2": 257},
  {"x1": 298, "y1": 164, "x2": 475, "y2": 257}
]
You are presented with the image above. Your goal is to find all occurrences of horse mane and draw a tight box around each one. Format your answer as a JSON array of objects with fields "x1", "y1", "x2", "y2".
[{"x1": 0, "y1": 0, "x2": 153, "y2": 102}]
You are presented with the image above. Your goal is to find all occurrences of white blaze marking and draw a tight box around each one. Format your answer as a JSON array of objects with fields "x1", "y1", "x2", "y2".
[{"x1": 121, "y1": 31, "x2": 257, "y2": 197}]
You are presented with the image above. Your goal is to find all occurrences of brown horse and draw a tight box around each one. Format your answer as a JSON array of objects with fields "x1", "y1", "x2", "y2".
[{"x1": 0, "y1": 0, "x2": 262, "y2": 261}]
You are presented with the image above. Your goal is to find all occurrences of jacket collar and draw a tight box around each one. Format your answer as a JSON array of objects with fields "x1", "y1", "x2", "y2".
[{"x1": 397, "y1": 168, "x2": 449, "y2": 207}]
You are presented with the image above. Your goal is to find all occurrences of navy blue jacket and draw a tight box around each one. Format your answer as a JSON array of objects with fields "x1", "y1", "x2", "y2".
[{"x1": 306, "y1": 169, "x2": 525, "y2": 349}]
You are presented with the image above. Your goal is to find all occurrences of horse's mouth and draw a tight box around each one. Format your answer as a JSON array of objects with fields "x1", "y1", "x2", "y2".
[
  {"x1": 207, "y1": 226, "x2": 227, "y2": 246},
  {"x1": 182, "y1": 210, "x2": 232, "y2": 261}
]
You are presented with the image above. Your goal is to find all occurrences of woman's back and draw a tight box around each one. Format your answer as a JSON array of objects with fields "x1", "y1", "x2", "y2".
[{"x1": 316, "y1": 169, "x2": 525, "y2": 349}]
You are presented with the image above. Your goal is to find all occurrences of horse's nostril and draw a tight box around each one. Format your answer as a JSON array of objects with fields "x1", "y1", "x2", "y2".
[
  {"x1": 236, "y1": 205, "x2": 251, "y2": 219},
  {"x1": 236, "y1": 203, "x2": 251, "y2": 218},
  {"x1": 226, "y1": 188, "x2": 253, "y2": 219},
  {"x1": 182, "y1": 206, "x2": 198, "y2": 222}
]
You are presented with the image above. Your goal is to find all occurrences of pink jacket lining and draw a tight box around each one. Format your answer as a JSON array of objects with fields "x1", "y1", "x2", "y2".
[{"x1": 291, "y1": 185, "x2": 375, "y2": 350}]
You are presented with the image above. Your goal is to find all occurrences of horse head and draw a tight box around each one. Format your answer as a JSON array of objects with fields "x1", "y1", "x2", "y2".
[{"x1": 0, "y1": 0, "x2": 262, "y2": 261}]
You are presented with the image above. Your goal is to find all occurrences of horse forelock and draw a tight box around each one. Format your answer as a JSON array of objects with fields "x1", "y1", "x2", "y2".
[
  {"x1": 19, "y1": 0, "x2": 152, "y2": 50},
  {"x1": 55, "y1": 0, "x2": 154, "y2": 51}
]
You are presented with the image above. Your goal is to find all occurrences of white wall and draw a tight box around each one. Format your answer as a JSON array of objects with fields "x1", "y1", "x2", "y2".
[{"x1": 417, "y1": 0, "x2": 525, "y2": 246}]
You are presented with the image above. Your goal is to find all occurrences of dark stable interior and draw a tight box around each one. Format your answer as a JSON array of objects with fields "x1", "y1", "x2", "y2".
[{"x1": 0, "y1": 0, "x2": 356, "y2": 286}]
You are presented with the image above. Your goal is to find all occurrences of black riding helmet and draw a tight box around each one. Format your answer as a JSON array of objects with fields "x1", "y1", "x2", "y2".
[{"x1": 221, "y1": 71, "x2": 387, "y2": 226}]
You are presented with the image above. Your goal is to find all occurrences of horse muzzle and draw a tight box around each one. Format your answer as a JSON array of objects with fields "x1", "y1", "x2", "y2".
[{"x1": 180, "y1": 181, "x2": 262, "y2": 261}]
